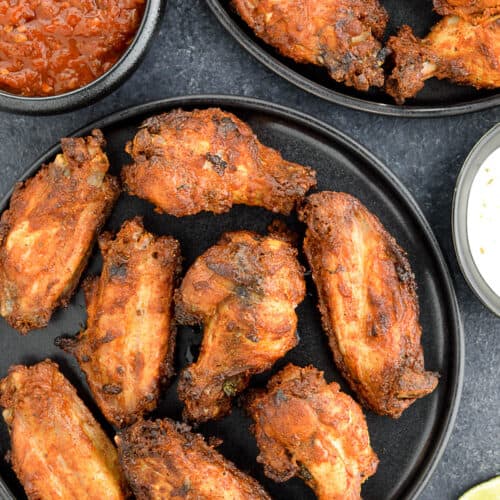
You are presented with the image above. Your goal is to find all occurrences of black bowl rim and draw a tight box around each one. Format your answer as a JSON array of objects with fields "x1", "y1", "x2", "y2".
[
  {"x1": 0, "y1": 94, "x2": 464, "y2": 500},
  {"x1": 206, "y1": 0, "x2": 500, "y2": 118},
  {"x1": 452, "y1": 122, "x2": 500, "y2": 317},
  {"x1": 0, "y1": 0, "x2": 163, "y2": 115}
]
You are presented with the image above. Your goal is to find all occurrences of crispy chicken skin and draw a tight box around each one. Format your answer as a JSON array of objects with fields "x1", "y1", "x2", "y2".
[
  {"x1": 386, "y1": 16, "x2": 500, "y2": 103},
  {"x1": 434, "y1": 0, "x2": 500, "y2": 21},
  {"x1": 56, "y1": 218, "x2": 181, "y2": 428},
  {"x1": 122, "y1": 108, "x2": 316, "y2": 217},
  {"x1": 298, "y1": 192, "x2": 439, "y2": 418},
  {"x1": 116, "y1": 418, "x2": 270, "y2": 500},
  {"x1": 0, "y1": 360, "x2": 127, "y2": 500},
  {"x1": 175, "y1": 230, "x2": 305, "y2": 423},
  {"x1": 0, "y1": 130, "x2": 119, "y2": 334},
  {"x1": 246, "y1": 364, "x2": 378, "y2": 500},
  {"x1": 232, "y1": 0, "x2": 388, "y2": 90}
]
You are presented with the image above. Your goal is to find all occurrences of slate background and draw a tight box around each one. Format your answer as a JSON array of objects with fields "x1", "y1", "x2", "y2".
[{"x1": 0, "y1": 1, "x2": 498, "y2": 498}]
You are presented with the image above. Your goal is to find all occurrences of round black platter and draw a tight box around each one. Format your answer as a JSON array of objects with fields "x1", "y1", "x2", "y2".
[
  {"x1": 0, "y1": 96, "x2": 463, "y2": 499},
  {"x1": 206, "y1": 0, "x2": 500, "y2": 117}
]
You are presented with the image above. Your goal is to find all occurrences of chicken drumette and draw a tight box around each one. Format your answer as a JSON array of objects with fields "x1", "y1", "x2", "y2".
[
  {"x1": 434, "y1": 0, "x2": 500, "y2": 21},
  {"x1": 175, "y1": 230, "x2": 305, "y2": 423},
  {"x1": 246, "y1": 364, "x2": 379, "y2": 500},
  {"x1": 386, "y1": 15, "x2": 500, "y2": 103},
  {"x1": 298, "y1": 192, "x2": 438, "y2": 418},
  {"x1": 0, "y1": 130, "x2": 119, "y2": 333},
  {"x1": 116, "y1": 418, "x2": 270, "y2": 500},
  {"x1": 57, "y1": 218, "x2": 181, "y2": 428},
  {"x1": 232, "y1": 0, "x2": 388, "y2": 90},
  {"x1": 122, "y1": 108, "x2": 316, "y2": 217},
  {"x1": 0, "y1": 360, "x2": 128, "y2": 499}
]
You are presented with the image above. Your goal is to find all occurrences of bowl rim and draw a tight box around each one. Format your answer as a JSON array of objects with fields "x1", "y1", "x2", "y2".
[
  {"x1": 452, "y1": 122, "x2": 500, "y2": 317},
  {"x1": 0, "y1": 0, "x2": 163, "y2": 114}
]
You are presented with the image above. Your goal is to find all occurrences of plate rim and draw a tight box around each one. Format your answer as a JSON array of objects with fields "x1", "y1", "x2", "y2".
[
  {"x1": 205, "y1": 0, "x2": 500, "y2": 117},
  {"x1": 0, "y1": 95, "x2": 464, "y2": 500}
]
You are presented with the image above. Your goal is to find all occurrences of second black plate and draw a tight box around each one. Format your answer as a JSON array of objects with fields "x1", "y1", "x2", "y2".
[
  {"x1": 0, "y1": 96, "x2": 463, "y2": 499},
  {"x1": 206, "y1": 0, "x2": 500, "y2": 116}
]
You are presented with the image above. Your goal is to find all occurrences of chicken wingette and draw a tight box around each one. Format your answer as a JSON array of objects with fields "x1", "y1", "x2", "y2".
[
  {"x1": 386, "y1": 15, "x2": 500, "y2": 103},
  {"x1": 246, "y1": 364, "x2": 379, "y2": 500},
  {"x1": 434, "y1": 0, "x2": 500, "y2": 21},
  {"x1": 0, "y1": 130, "x2": 119, "y2": 333},
  {"x1": 122, "y1": 108, "x2": 316, "y2": 216},
  {"x1": 175, "y1": 230, "x2": 305, "y2": 423},
  {"x1": 56, "y1": 218, "x2": 181, "y2": 427},
  {"x1": 298, "y1": 192, "x2": 439, "y2": 418},
  {"x1": 0, "y1": 360, "x2": 128, "y2": 500},
  {"x1": 232, "y1": 0, "x2": 388, "y2": 90},
  {"x1": 116, "y1": 418, "x2": 271, "y2": 500}
]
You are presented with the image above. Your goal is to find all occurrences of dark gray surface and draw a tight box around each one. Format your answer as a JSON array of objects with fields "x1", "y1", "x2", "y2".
[{"x1": 0, "y1": 1, "x2": 498, "y2": 498}]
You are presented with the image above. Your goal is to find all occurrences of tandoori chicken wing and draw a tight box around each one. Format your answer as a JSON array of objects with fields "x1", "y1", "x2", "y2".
[
  {"x1": 232, "y1": 0, "x2": 388, "y2": 90},
  {"x1": 434, "y1": 0, "x2": 500, "y2": 21},
  {"x1": 298, "y1": 192, "x2": 439, "y2": 418},
  {"x1": 175, "y1": 230, "x2": 305, "y2": 423},
  {"x1": 116, "y1": 418, "x2": 271, "y2": 500},
  {"x1": 122, "y1": 108, "x2": 316, "y2": 216},
  {"x1": 56, "y1": 218, "x2": 181, "y2": 428},
  {"x1": 246, "y1": 364, "x2": 379, "y2": 500},
  {"x1": 0, "y1": 360, "x2": 128, "y2": 500},
  {"x1": 0, "y1": 130, "x2": 119, "y2": 333},
  {"x1": 386, "y1": 16, "x2": 500, "y2": 103}
]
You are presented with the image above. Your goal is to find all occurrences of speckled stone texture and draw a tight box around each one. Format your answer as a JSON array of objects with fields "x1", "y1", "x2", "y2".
[{"x1": 0, "y1": 1, "x2": 498, "y2": 498}]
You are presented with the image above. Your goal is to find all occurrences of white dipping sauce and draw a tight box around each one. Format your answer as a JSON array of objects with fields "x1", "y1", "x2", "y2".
[{"x1": 467, "y1": 147, "x2": 500, "y2": 297}]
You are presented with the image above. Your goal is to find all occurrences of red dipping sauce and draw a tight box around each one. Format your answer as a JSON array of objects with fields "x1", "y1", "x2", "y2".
[{"x1": 0, "y1": 0, "x2": 145, "y2": 96}]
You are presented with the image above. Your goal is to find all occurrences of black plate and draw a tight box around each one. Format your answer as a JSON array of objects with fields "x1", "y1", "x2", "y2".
[
  {"x1": 206, "y1": 0, "x2": 500, "y2": 117},
  {"x1": 0, "y1": 96, "x2": 463, "y2": 499}
]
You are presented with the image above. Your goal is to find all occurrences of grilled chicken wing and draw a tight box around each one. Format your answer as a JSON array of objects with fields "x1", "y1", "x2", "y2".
[
  {"x1": 434, "y1": 0, "x2": 500, "y2": 21},
  {"x1": 232, "y1": 0, "x2": 388, "y2": 90},
  {"x1": 386, "y1": 16, "x2": 500, "y2": 103},
  {"x1": 0, "y1": 130, "x2": 119, "y2": 333},
  {"x1": 175, "y1": 230, "x2": 305, "y2": 423},
  {"x1": 122, "y1": 108, "x2": 316, "y2": 217},
  {"x1": 298, "y1": 192, "x2": 438, "y2": 418},
  {"x1": 0, "y1": 360, "x2": 127, "y2": 500},
  {"x1": 116, "y1": 418, "x2": 270, "y2": 500},
  {"x1": 246, "y1": 364, "x2": 378, "y2": 500},
  {"x1": 57, "y1": 218, "x2": 181, "y2": 428}
]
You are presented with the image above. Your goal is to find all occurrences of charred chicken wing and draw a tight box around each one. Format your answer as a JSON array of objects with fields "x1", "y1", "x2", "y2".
[
  {"x1": 246, "y1": 364, "x2": 378, "y2": 500},
  {"x1": 232, "y1": 0, "x2": 388, "y2": 90},
  {"x1": 0, "y1": 130, "x2": 119, "y2": 333},
  {"x1": 122, "y1": 108, "x2": 316, "y2": 216},
  {"x1": 116, "y1": 418, "x2": 271, "y2": 500},
  {"x1": 57, "y1": 218, "x2": 181, "y2": 428},
  {"x1": 434, "y1": 0, "x2": 500, "y2": 21},
  {"x1": 386, "y1": 15, "x2": 500, "y2": 103},
  {"x1": 298, "y1": 192, "x2": 439, "y2": 418},
  {"x1": 0, "y1": 360, "x2": 127, "y2": 500},
  {"x1": 176, "y1": 230, "x2": 305, "y2": 423}
]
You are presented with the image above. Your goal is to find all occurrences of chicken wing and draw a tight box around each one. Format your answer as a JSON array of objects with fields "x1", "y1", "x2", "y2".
[
  {"x1": 122, "y1": 108, "x2": 316, "y2": 216},
  {"x1": 232, "y1": 0, "x2": 388, "y2": 91},
  {"x1": 0, "y1": 130, "x2": 119, "y2": 333},
  {"x1": 298, "y1": 192, "x2": 438, "y2": 418},
  {"x1": 0, "y1": 360, "x2": 127, "y2": 500},
  {"x1": 386, "y1": 16, "x2": 500, "y2": 103},
  {"x1": 175, "y1": 230, "x2": 305, "y2": 423},
  {"x1": 56, "y1": 218, "x2": 181, "y2": 427},
  {"x1": 246, "y1": 364, "x2": 378, "y2": 500},
  {"x1": 434, "y1": 0, "x2": 500, "y2": 21},
  {"x1": 116, "y1": 418, "x2": 270, "y2": 500}
]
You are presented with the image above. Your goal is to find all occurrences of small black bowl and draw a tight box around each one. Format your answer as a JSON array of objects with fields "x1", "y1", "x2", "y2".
[{"x1": 0, "y1": 0, "x2": 163, "y2": 115}]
